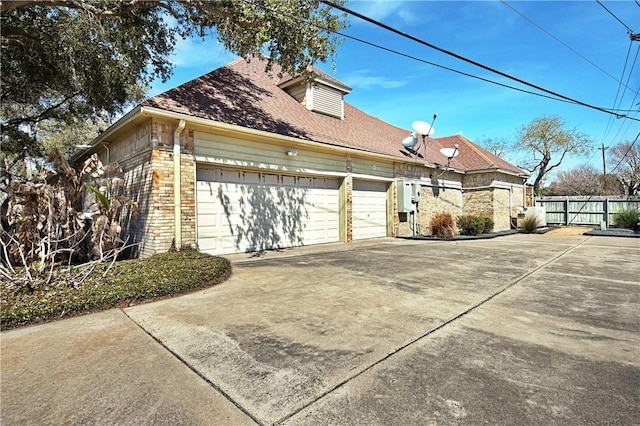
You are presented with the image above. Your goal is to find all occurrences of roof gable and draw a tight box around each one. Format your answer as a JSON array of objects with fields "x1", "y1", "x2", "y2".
[{"x1": 143, "y1": 57, "x2": 525, "y2": 176}]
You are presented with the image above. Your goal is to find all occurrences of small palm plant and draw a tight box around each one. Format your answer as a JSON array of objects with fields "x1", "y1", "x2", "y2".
[{"x1": 520, "y1": 215, "x2": 539, "y2": 233}]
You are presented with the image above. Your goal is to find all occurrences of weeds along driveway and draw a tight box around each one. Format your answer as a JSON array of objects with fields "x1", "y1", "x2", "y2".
[{"x1": 122, "y1": 234, "x2": 639, "y2": 425}]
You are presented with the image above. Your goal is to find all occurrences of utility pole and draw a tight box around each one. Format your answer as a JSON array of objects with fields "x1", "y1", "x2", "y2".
[{"x1": 599, "y1": 143, "x2": 608, "y2": 193}]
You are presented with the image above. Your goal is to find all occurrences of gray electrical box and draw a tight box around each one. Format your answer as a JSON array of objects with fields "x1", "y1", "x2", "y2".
[
  {"x1": 412, "y1": 183, "x2": 422, "y2": 203},
  {"x1": 397, "y1": 180, "x2": 413, "y2": 212}
]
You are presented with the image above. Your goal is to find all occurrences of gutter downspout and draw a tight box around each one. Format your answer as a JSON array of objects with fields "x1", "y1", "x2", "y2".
[
  {"x1": 174, "y1": 119, "x2": 186, "y2": 249},
  {"x1": 509, "y1": 185, "x2": 513, "y2": 229}
]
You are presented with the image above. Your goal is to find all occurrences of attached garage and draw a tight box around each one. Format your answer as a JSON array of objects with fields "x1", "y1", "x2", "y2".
[
  {"x1": 73, "y1": 56, "x2": 528, "y2": 258},
  {"x1": 196, "y1": 166, "x2": 340, "y2": 255},
  {"x1": 352, "y1": 180, "x2": 388, "y2": 240}
]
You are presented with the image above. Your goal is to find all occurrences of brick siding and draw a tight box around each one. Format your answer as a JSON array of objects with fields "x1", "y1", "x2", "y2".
[{"x1": 91, "y1": 119, "x2": 198, "y2": 257}]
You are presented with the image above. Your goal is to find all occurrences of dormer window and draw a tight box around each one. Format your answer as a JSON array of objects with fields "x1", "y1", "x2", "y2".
[{"x1": 279, "y1": 73, "x2": 351, "y2": 120}]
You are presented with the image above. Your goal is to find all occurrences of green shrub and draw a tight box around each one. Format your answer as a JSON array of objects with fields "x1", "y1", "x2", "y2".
[
  {"x1": 0, "y1": 249, "x2": 232, "y2": 330},
  {"x1": 430, "y1": 212, "x2": 456, "y2": 238},
  {"x1": 481, "y1": 216, "x2": 495, "y2": 234},
  {"x1": 457, "y1": 215, "x2": 494, "y2": 236},
  {"x1": 457, "y1": 215, "x2": 482, "y2": 235},
  {"x1": 520, "y1": 215, "x2": 539, "y2": 233},
  {"x1": 613, "y1": 209, "x2": 640, "y2": 230}
]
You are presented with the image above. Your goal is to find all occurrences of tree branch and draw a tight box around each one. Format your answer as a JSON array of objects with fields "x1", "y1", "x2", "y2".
[
  {"x1": 2, "y1": 92, "x2": 82, "y2": 129},
  {"x1": 1, "y1": 1, "x2": 122, "y2": 16},
  {"x1": 545, "y1": 148, "x2": 569, "y2": 173},
  {"x1": 2, "y1": 0, "x2": 229, "y2": 19},
  {"x1": 1, "y1": 1, "x2": 33, "y2": 14}
]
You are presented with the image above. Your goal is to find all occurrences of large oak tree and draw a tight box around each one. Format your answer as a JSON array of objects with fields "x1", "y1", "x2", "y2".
[{"x1": 0, "y1": 0, "x2": 347, "y2": 158}]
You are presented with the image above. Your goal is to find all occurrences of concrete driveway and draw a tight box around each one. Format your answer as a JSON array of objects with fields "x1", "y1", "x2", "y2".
[{"x1": 2, "y1": 234, "x2": 639, "y2": 425}]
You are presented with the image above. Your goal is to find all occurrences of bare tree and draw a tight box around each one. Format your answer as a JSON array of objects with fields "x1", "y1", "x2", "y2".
[
  {"x1": 549, "y1": 164, "x2": 622, "y2": 195},
  {"x1": 609, "y1": 140, "x2": 640, "y2": 196},
  {"x1": 477, "y1": 136, "x2": 511, "y2": 159},
  {"x1": 515, "y1": 115, "x2": 592, "y2": 195}
]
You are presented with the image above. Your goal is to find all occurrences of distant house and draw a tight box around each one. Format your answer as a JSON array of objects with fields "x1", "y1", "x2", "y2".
[{"x1": 75, "y1": 57, "x2": 528, "y2": 256}]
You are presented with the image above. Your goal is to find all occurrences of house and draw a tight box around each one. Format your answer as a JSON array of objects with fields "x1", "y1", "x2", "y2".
[{"x1": 76, "y1": 56, "x2": 529, "y2": 257}]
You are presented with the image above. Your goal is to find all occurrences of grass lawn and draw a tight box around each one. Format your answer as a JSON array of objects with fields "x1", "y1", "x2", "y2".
[{"x1": 1, "y1": 250, "x2": 231, "y2": 330}]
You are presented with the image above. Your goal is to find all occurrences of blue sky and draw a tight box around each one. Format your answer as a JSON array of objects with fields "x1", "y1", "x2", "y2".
[{"x1": 149, "y1": 1, "x2": 640, "y2": 180}]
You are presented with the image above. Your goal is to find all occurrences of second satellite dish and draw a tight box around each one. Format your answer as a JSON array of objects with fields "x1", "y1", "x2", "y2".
[
  {"x1": 440, "y1": 144, "x2": 459, "y2": 159},
  {"x1": 412, "y1": 121, "x2": 435, "y2": 136},
  {"x1": 402, "y1": 134, "x2": 418, "y2": 148}
]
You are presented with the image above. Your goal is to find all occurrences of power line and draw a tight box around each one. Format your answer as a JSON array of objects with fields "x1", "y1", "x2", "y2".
[
  {"x1": 319, "y1": 0, "x2": 640, "y2": 122},
  {"x1": 500, "y1": 0, "x2": 634, "y2": 92},
  {"x1": 600, "y1": 41, "x2": 635, "y2": 144},
  {"x1": 613, "y1": 43, "x2": 639, "y2": 113},
  {"x1": 334, "y1": 31, "x2": 576, "y2": 105},
  {"x1": 596, "y1": 0, "x2": 633, "y2": 32},
  {"x1": 244, "y1": 0, "x2": 639, "y2": 118},
  {"x1": 335, "y1": 30, "x2": 639, "y2": 114},
  {"x1": 606, "y1": 45, "x2": 640, "y2": 145},
  {"x1": 618, "y1": 45, "x2": 640, "y2": 111},
  {"x1": 502, "y1": 0, "x2": 640, "y2": 149},
  {"x1": 243, "y1": 0, "x2": 639, "y2": 114}
]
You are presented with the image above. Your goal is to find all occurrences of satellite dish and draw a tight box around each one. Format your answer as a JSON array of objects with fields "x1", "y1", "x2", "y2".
[
  {"x1": 412, "y1": 121, "x2": 435, "y2": 136},
  {"x1": 402, "y1": 134, "x2": 418, "y2": 148},
  {"x1": 440, "y1": 145, "x2": 459, "y2": 159}
]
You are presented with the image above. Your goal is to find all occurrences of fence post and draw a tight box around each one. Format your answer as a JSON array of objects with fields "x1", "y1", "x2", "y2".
[
  {"x1": 565, "y1": 197, "x2": 570, "y2": 226},
  {"x1": 604, "y1": 198, "x2": 609, "y2": 228}
]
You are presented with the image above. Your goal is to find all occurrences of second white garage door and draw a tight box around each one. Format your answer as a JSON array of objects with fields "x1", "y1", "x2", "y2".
[
  {"x1": 352, "y1": 180, "x2": 388, "y2": 240},
  {"x1": 196, "y1": 167, "x2": 340, "y2": 255}
]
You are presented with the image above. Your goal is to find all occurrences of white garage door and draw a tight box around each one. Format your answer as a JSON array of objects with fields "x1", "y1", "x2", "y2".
[
  {"x1": 352, "y1": 180, "x2": 388, "y2": 240},
  {"x1": 196, "y1": 167, "x2": 340, "y2": 255}
]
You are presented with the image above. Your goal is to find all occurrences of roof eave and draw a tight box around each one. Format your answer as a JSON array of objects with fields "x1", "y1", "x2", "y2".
[
  {"x1": 314, "y1": 75, "x2": 352, "y2": 94},
  {"x1": 141, "y1": 106, "x2": 406, "y2": 162},
  {"x1": 278, "y1": 74, "x2": 351, "y2": 94},
  {"x1": 465, "y1": 167, "x2": 530, "y2": 178},
  {"x1": 69, "y1": 106, "x2": 143, "y2": 162}
]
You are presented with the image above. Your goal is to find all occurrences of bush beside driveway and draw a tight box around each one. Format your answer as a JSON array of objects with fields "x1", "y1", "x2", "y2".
[{"x1": 1, "y1": 250, "x2": 231, "y2": 330}]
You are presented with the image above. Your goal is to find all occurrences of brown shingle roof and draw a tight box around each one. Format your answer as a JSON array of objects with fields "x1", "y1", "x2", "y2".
[{"x1": 144, "y1": 57, "x2": 525, "y2": 175}]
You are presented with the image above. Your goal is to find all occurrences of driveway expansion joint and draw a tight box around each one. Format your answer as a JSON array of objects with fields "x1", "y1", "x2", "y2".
[
  {"x1": 120, "y1": 308, "x2": 264, "y2": 426},
  {"x1": 272, "y1": 236, "x2": 595, "y2": 425}
]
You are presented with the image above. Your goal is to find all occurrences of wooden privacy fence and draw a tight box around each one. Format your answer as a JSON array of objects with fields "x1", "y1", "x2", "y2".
[{"x1": 535, "y1": 196, "x2": 640, "y2": 227}]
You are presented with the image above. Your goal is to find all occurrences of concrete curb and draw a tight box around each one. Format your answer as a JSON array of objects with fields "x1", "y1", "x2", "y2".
[{"x1": 396, "y1": 229, "x2": 519, "y2": 241}]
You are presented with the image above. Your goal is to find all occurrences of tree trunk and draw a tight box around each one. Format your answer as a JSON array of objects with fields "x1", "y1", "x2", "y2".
[{"x1": 533, "y1": 156, "x2": 550, "y2": 195}]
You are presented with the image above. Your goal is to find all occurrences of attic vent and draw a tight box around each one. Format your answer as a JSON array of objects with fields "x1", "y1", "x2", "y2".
[
  {"x1": 309, "y1": 84, "x2": 343, "y2": 119},
  {"x1": 279, "y1": 73, "x2": 351, "y2": 120}
]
